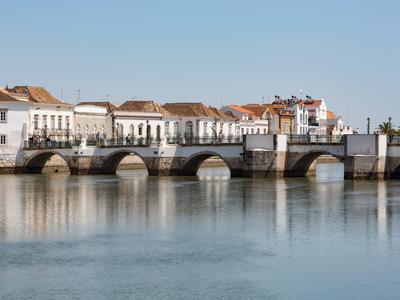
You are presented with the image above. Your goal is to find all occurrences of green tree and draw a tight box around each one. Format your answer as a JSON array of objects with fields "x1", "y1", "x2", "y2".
[{"x1": 379, "y1": 121, "x2": 393, "y2": 135}]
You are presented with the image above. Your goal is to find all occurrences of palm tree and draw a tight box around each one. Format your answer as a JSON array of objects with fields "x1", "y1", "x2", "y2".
[
  {"x1": 379, "y1": 121, "x2": 393, "y2": 135},
  {"x1": 379, "y1": 118, "x2": 397, "y2": 141}
]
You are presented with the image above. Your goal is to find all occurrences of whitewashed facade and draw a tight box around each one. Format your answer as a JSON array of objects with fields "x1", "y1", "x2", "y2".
[
  {"x1": 221, "y1": 105, "x2": 269, "y2": 136},
  {"x1": 163, "y1": 103, "x2": 238, "y2": 143},
  {"x1": 74, "y1": 105, "x2": 109, "y2": 140}
]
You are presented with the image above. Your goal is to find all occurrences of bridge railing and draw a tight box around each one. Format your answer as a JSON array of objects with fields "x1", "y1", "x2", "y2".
[
  {"x1": 96, "y1": 138, "x2": 152, "y2": 147},
  {"x1": 24, "y1": 140, "x2": 73, "y2": 149},
  {"x1": 388, "y1": 136, "x2": 400, "y2": 144},
  {"x1": 287, "y1": 135, "x2": 344, "y2": 144},
  {"x1": 167, "y1": 136, "x2": 243, "y2": 145}
]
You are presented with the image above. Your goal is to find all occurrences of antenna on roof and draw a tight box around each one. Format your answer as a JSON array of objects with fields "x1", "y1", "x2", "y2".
[
  {"x1": 75, "y1": 89, "x2": 80, "y2": 104},
  {"x1": 61, "y1": 90, "x2": 64, "y2": 100},
  {"x1": 106, "y1": 94, "x2": 110, "y2": 101}
]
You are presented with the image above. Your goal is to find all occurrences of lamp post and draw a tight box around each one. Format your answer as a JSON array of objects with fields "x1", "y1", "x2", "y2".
[{"x1": 367, "y1": 117, "x2": 370, "y2": 135}]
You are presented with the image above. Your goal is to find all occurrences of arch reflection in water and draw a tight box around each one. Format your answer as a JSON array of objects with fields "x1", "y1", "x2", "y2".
[{"x1": 1, "y1": 167, "x2": 400, "y2": 298}]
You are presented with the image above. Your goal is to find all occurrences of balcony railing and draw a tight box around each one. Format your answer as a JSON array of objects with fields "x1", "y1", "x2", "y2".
[{"x1": 287, "y1": 134, "x2": 344, "y2": 144}]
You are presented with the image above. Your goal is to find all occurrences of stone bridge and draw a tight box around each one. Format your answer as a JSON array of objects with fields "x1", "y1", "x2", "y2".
[
  {"x1": 17, "y1": 134, "x2": 400, "y2": 179},
  {"x1": 21, "y1": 143, "x2": 244, "y2": 176}
]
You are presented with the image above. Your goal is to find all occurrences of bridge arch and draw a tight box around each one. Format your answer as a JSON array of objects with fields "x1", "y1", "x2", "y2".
[
  {"x1": 289, "y1": 150, "x2": 343, "y2": 177},
  {"x1": 25, "y1": 151, "x2": 71, "y2": 174},
  {"x1": 101, "y1": 149, "x2": 149, "y2": 175},
  {"x1": 181, "y1": 151, "x2": 233, "y2": 176}
]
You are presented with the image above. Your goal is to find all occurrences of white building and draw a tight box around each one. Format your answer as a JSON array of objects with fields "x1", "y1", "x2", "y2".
[
  {"x1": 75, "y1": 102, "x2": 110, "y2": 140},
  {"x1": 326, "y1": 111, "x2": 353, "y2": 135},
  {"x1": 0, "y1": 88, "x2": 29, "y2": 167},
  {"x1": 303, "y1": 97, "x2": 327, "y2": 135},
  {"x1": 163, "y1": 103, "x2": 238, "y2": 143},
  {"x1": 6, "y1": 86, "x2": 75, "y2": 142},
  {"x1": 286, "y1": 101, "x2": 309, "y2": 135},
  {"x1": 112, "y1": 100, "x2": 170, "y2": 144},
  {"x1": 221, "y1": 105, "x2": 269, "y2": 136}
]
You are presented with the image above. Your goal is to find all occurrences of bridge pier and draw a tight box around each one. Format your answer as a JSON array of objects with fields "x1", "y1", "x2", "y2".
[
  {"x1": 242, "y1": 135, "x2": 287, "y2": 178},
  {"x1": 342, "y1": 135, "x2": 387, "y2": 180},
  {"x1": 343, "y1": 155, "x2": 386, "y2": 179}
]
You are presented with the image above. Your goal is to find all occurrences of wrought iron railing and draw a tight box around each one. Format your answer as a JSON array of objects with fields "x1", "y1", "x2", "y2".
[
  {"x1": 169, "y1": 136, "x2": 243, "y2": 145},
  {"x1": 96, "y1": 137, "x2": 153, "y2": 147},
  {"x1": 24, "y1": 139, "x2": 73, "y2": 149},
  {"x1": 287, "y1": 134, "x2": 344, "y2": 144}
]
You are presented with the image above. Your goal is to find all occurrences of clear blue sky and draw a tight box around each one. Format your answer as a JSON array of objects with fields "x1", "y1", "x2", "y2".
[{"x1": 1, "y1": 0, "x2": 399, "y2": 131}]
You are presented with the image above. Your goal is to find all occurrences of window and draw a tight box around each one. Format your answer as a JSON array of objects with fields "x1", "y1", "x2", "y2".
[
  {"x1": 42, "y1": 115, "x2": 48, "y2": 128},
  {"x1": 0, "y1": 110, "x2": 7, "y2": 123},
  {"x1": 51, "y1": 115, "x2": 55, "y2": 129},
  {"x1": 66, "y1": 116, "x2": 70, "y2": 129},
  {"x1": 34, "y1": 115, "x2": 39, "y2": 130},
  {"x1": 257, "y1": 128, "x2": 260, "y2": 134},
  {"x1": 58, "y1": 116, "x2": 62, "y2": 130},
  {"x1": 173, "y1": 122, "x2": 179, "y2": 137},
  {"x1": 263, "y1": 128, "x2": 267, "y2": 134},
  {"x1": 251, "y1": 128, "x2": 254, "y2": 134},
  {"x1": 165, "y1": 122, "x2": 170, "y2": 136},
  {"x1": 130, "y1": 124, "x2": 134, "y2": 137},
  {"x1": 138, "y1": 124, "x2": 143, "y2": 136},
  {"x1": 203, "y1": 122, "x2": 208, "y2": 136},
  {"x1": 0, "y1": 135, "x2": 6, "y2": 145}
]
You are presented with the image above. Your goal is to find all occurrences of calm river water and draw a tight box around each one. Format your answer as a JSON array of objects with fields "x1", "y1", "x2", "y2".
[{"x1": 1, "y1": 164, "x2": 400, "y2": 299}]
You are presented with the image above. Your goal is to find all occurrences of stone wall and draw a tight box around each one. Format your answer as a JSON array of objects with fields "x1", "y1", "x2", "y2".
[{"x1": 0, "y1": 154, "x2": 19, "y2": 173}]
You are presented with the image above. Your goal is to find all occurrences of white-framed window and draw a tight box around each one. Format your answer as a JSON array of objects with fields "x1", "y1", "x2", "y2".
[
  {"x1": 164, "y1": 122, "x2": 170, "y2": 136},
  {"x1": 138, "y1": 123, "x2": 143, "y2": 136},
  {"x1": 0, "y1": 134, "x2": 6, "y2": 145},
  {"x1": 42, "y1": 115, "x2": 47, "y2": 128},
  {"x1": 34, "y1": 114, "x2": 39, "y2": 130},
  {"x1": 51, "y1": 115, "x2": 55, "y2": 129},
  {"x1": 0, "y1": 110, "x2": 7, "y2": 123},
  {"x1": 58, "y1": 116, "x2": 62, "y2": 130}
]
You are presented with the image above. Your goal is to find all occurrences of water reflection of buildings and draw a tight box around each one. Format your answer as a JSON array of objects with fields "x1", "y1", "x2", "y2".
[{"x1": 0, "y1": 174, "x2": 397, "y2": 247}]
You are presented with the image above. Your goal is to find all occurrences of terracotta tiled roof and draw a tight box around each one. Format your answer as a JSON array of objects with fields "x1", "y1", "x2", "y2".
[
  {"x1": 241, "y1": 104, "x2": 272, "y2": 118},
  {"x1": 221, "y1": 110, "x2": 238, "y2": 120},
  {"x1": 327, "y1": 111, "x2": 337, "y2": 120},
  {"x1": 228, "y1": 105, "x2": 255, "y2": 115},
  {"x1": 78, "y1": 101, "x2": 117, "y2": 113},
  {"x1": 208, "y1": 107, "x2": 236, "y2": 121},
  {"x1": 6, "y1": 86, "x2": 65, "y2": 105},
  {"x1": 117, "y1": 100, "x2": 174, "y2": 116},
  {"x1": 163, "y1": 102, "x2": 234, "y2": 120},
  {"x1": 0, "y1": 87, "x2": 20, "y2": 102},
  {"x1": 303, "y1": 99, "x2": 322, "y2": 106}
]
